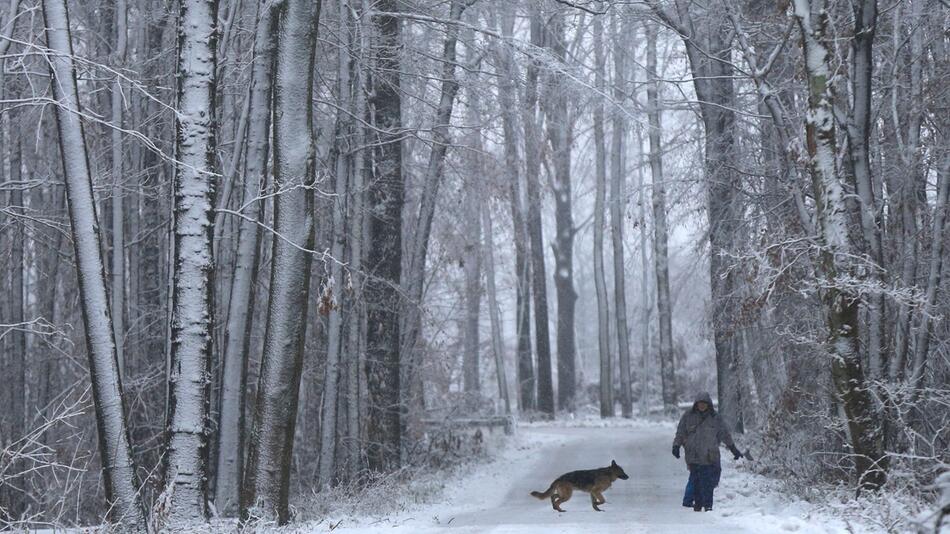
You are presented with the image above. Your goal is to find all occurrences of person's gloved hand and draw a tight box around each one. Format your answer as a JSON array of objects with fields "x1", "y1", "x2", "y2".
[
  {"x1": 672, "y1": 445, "x2": 680, "y2": 459},
  {"x1": 729, "y1": 445, "x2": 742, "y2": 460}
]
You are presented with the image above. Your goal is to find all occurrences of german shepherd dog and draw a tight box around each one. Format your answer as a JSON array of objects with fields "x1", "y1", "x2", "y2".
[{"x1": 530, "y1": 460, "x2": 629, "y2": 512}]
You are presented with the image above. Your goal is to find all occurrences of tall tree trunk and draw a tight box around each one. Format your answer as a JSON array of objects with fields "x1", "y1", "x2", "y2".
[
  {"x1": 10, "y1": 139, "x2": 25, "y2": 443},
  {"x1": 524, "y1": 8, "x2": 555, "y2": 416},
  {"x1": 241, "y1": 0, "x2": 320, "y2": 523},
  {"x1": 592, "y1": 3, "x2": 613, "y2": 418},
  {"x1": 318, "y1": 0, "x2": 354, "y2": 489},
  {"x1": 365, "y1": 0, "x2": 404, "y2": 473},
  {"x1": 111, "y1": 0, "x2": 127, "y2": 379},
  {"x1": 0, "y1": 0, "x2": 21, "y2": 458},
  {"x1": 41, "y1": 0, "x2": 145, "y2": 526},
  {"x1": 651, "y1": 1, "x2": 745, "y2": 431},
  {"x1": 910, "y1": 152, "x2": 950, "y2": 395},
  {"x1": 483, "y1": 201, "x2": 512, "y2": 414},
  {"x1": 888, "y1": 0, "x2": 925, "y2": 382},
  {"x1": 345, "y1": 3, "x2": 370, "y2": 477},
  {"x1": 635, "y1": 127, "x2": 652, "y2": 414},
  {"x1": 610, "y1": 9, "x2": 633, "y2": 418},
  {"x1": 493, "y1": 3, "x2": 534, "y2": 412},
  {"x1": 164, "y1": 0, "x2": 219, "y2": 526},
  {"x1": 214, "y1": 0, "x2": 276, "y2": 514},
  {"x1": 544, "y1": 9, "x2": 577, "y2": 412},
  {"x1": 793, "y1": 0, "x2": 886, "y2": 489},
  {"x1": 462, "y1": 70, "x2": 485, "y2": 398},
  {"x1": 646, "y1": 23, "x2": 676, "y2": 410},
  {"x1": 462, "y1": 184, "x2": 482, "y2": 395},
  {"x1": 400, "y1": 1, "x2": 467, "y2": 427},
  {"x1": 845, "y1": 0, "x2": 885, "y2": 380}
]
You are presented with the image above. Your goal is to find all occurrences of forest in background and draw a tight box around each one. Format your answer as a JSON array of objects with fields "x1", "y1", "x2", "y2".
[{"x1": 0, "y1": 0, "x2": 947, "y2": 530}]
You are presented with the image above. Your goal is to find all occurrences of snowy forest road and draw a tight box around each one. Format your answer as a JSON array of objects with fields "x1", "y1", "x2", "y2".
[
  {"x1": 442, "y1": 425, "x2": 758, "y2": 533},
  {"x1": 327, "y1": 422, "x2": 857, "y2": 534}
]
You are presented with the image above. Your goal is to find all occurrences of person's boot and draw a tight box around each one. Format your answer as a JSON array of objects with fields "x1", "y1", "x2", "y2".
[
  {"x1": 693, "y1": 504, "x2": 702, "y2": 512},
  {"x1": 704, "y1": 507, "x2": 713, "y2": 512}
]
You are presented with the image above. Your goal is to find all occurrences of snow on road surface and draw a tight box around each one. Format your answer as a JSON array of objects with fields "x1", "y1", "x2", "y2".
[{"x1": 312, "y1": 420, "x2": 884, "y2": 534}]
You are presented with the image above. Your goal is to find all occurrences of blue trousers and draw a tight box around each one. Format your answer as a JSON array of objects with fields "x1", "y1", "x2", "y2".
[{"x1": 682, "y1": 464, "x2": 720, "y2": 509}]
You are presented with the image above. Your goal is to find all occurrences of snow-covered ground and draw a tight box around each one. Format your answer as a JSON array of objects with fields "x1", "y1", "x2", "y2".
[{"x1": 301, "y1": 419, "x2": 892, "y2": 534}]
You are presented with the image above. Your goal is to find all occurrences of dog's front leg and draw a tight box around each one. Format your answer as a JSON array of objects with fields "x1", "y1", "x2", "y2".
[{"x1": 590, "y1": 493, "x2": 604, "y2": 512}]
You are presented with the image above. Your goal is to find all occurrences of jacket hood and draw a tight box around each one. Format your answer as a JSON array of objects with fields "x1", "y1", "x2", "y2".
[{"x1": 692, "y1": 392, "x2": 714, "y2": 413}]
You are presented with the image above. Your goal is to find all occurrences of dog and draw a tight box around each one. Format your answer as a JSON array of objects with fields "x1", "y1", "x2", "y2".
[{"x1": 530, "y1": 459, "x2": 629, "y2": 512}]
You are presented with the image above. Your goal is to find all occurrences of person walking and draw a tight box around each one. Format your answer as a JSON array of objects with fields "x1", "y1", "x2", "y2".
[{"x1": 672, "y1": 392, "x2": 742, "y2": 511}]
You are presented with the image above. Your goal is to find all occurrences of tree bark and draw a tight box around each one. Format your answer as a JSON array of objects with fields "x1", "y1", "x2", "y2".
[
  {"x1": 462, "y1": 183, "x2": 482, "y2": 395},
  {"x1": 544, "y1": 9, "x2": 578, "y2": 413},
  {"x1": 635, "y1": 127, "x2": 652, "y2": 414},
  {"x1": 164, "y1": 0, "x2": 219, "y2": 526},
  {"x1": 345, "y1": 1, "x2": 370, "y2": 478},
  {"x1": 610, "y1": 9, "x2": 633, "y2": 419},
  {"x1": 651, "y1": 0, "x2": 744, "y2": 431},
  {"x1": 483, "y1": 200, "x2": 511, "y2": 414},
  {"x1": 524, "y1": 8, "x2": 555, "y2": 416},
  {"x1": 494, "y1": 4, "x2": 534, "y2": 412},
  {"x1": 593, "y1": 3, "x2": 613, "y2": 418},
  {"x1": 41, "y1": 0, "x2": 145, "y2": 526},
  {"x1": 241, "y1": 0, "x2": 320, "y2": 523},
  {"x1": 845, "y1": 0, "x2": 885, "y2": 380},
  {"x1": 318, "y1": 0, "x2": 354, "y2": 489},
  {"x1": 401, "y1": 0, "x2": 467, "y2": 418},
  {"x1": 214, "y1": 0, "x2": 276, "y2": 514},
  {"x1": 646, "y1": 23, "x2": 676, "y2": 410},
  {"x1": 365, "y1": 0, "x2": 404, "y2": 473},
  {"x1": 111, "y1": 0, "x2": 127, "y2": 380},
  {"x1": 793, "y1": 0, "x2": 886, "y2": 489},
  {"x1": 910, "y1": 152, "x2": 950, "y2": 395},
  {"x1": 9, "y1": 139, "x2": 25, "y2": 443}
]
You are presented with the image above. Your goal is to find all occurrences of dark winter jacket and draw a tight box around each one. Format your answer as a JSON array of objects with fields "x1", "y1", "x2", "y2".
[{"x1": 673, "y1": 392, "x2": 736, "y2": 466}]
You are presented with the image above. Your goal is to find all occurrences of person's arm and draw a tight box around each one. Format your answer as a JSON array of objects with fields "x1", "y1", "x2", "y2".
[
  {"x1": 674, "y1": 413, "x2": 688, "y2": 447},
  {"x1": 718, "y1": 418, "x2": 742, "y2": 459},
  {"x1": 672, "y1": 413, "x2": 687, "y2": 458}
]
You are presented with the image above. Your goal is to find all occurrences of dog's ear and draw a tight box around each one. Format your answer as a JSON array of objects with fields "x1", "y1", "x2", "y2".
[{"x1": 611, "y1": 459, "x2": 617, "y2": 466}]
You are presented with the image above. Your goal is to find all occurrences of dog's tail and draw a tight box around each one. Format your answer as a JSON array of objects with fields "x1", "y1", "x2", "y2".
[{"x1": 530, "y1": 483, "x2": 556, "y2": 500}]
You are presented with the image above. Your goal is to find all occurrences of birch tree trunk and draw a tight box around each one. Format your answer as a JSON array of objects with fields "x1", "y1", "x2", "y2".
[
  {"x1": 793, "y1": 0, "x2": 886, "y2": 489},
  {"x1": 610, "y1": 9, "x2": 633, "y2": 418},
  {"x1": 214, "y1": 0, "x2": 276, "y2": 514},
  {"x1": 365, "y1": 0, "x2": 404, "y2": 473},
  {"x1": 646, "y1": 23, "x2": 676, "y2": 410},
  {"x1": 163, "y1": 0, "x2": 219, "y2": 526},
  {"x1": 241, "y1": 0, "x2": 320, "y2": 523},
  {"x1": 544, "y1": 9, "x2": 578, "y2": 413},
  {"x1": 592, "y1": 6, "x2": 613, "y2": 418},
  {"x1": 41, "y1": 0, "x2": 145, "y2": 526}
]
